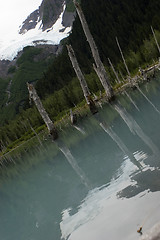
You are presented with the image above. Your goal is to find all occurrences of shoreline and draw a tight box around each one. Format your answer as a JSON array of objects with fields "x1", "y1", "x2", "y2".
[{"x1": 0, "y1": 61, "x2": 160, "y2": 164}]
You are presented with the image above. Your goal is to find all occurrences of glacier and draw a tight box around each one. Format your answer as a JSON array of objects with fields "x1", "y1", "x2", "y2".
[{"x1": 0, "y1": 4, "x2": 72, "y2": 61}]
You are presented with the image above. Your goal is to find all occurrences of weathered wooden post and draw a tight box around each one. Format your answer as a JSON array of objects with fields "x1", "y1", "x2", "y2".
[
  {"x1": 73, "y1": 0, "x2": 114, "y2": 100},
  {"x1": 67, "y1": 44, "x2": 98, "y2": 114},
  {"x1": 70, "y1": 109, "x2": 77, "y2": 125},
  {"x1": 116, "y1": 37, "x2": 131, "y2": 79},
  {"x1": 139, "y1": 67, "x2": 147, "y2": 81},
  {"x1": 27, "y1": 83, "x2": 58, "y2": 140},
  {"x1": 151, "y1": 26, "x2": 160, "y2": 54}
]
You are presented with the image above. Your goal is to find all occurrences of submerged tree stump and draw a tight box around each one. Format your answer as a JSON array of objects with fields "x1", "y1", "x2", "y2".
[{"x1": 70, "y1": 109, "x2": 77, "y2": 125}]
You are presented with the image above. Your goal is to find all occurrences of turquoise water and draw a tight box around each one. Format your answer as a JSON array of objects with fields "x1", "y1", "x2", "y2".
[{"x1": 1, "y1": 74, "x2": 160, "y2": 240}]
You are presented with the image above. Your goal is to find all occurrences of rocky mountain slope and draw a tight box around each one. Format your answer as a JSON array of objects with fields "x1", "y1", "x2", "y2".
[
  {"x1": 1, "y1": 0, "x2": 160, "y2": 147},
  {"x1": 0, "y1": 0, "x2": 75, "y2": 63},
  {"x1": 0, "y1": 0, "x2": 75, "y2": 80},
  {"x1": 19, "y1": 0, "x2": 72, "y2": 34},
  {"x1": 0, "y1": 0, "x2": 76, "y2": 124}
]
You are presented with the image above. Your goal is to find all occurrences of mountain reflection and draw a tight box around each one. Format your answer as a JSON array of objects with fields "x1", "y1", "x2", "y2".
[{"x1": 118, "y1": 168, "x2": 160, "y2": 199}]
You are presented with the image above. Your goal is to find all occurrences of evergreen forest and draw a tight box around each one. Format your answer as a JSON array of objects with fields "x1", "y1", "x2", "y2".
[{"x1": 1, "y1": 0, "x2": 160, "y2": 154}]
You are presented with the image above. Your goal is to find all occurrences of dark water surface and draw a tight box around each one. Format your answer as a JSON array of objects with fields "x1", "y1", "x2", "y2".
[{"x1": 1, "y1": 74, "x2": 160, "y2": 240}]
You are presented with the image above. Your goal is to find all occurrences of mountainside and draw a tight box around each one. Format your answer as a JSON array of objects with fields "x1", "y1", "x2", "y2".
[
  {"x1": 0, "y1": 0, "x2": 76, "y2": 125},
  {"x1": 19, "y1": 0, "x2": 64, "y2": 34},
  {"x1": 0, "y1": 0, "x2": 75, "y2": 62},
  {"x1": 36, "y1": 0, "x2": 160, "y2": 98},
  {"x1": 1, "y1": 0, "x2": 160, "y2": 151}
]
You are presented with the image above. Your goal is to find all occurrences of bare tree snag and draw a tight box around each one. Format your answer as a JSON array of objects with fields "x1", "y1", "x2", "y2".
[
  {"x1": 73, "y1": 0, "x2": 114, "y2": 100},
  {"x1": 116, "y1": 37, "x2": 131, "y2": 78},
  {"x1": 108, "y1": 58, "x2": 121, "y2": 83},
  {"x1": 67, "y1": 44, "x2": 90, "y2": 103},
  {"x1": 67, "y1": 44, "x2": 97, "y2": 114},
  {"x1": 119, "y1": 71, "x2": 125, "y2": 82},
  {"x1": 29, "y1": 122, "x2": 43, "y2": 146},
  {"x1": 151, "y1": 26, "x2": 160, "y2": 54},
  {"x1": 21, "y1": 119, "x2": 43, "y2": 146},
  {"x1": 27, "y1": 83, "x2": 58, "y2": 140}
]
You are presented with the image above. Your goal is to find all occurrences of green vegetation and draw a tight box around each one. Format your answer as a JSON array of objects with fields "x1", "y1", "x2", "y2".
[
  {"x1": 65, "y1": 0, "x2": 75, "y2": 12},
  {"x1": 1, "y1": 0, "x2": 160, "y2": 158},
  {"x1": 0, "y1": 78, "x2": 10, "y2": 108},
  {"x1": 0, "y1": 46, "x2": 53, "y2": 125},
  {"x1": 65, "y1": 0, "x2": 80, "y2": 12},
  {"x1": 37, "y1": 0, "x2": 160, "y2": 98},
  {"x1": 8, "y1": 66, "x2": 16, "y2": 74}
]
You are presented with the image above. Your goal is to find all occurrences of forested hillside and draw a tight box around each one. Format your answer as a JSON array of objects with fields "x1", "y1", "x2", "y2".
[
  {"x1": 0, "y1": 0, "x2": 76, "y2": 126},
  {"x1": 0, "y1": 46, "x2": 55, "y2": 124},
  {"x1": 36, "y1": 0, "x2": 160, "y2": 97},
  {"x1": 1, "y1": 0, "x2": 160, "y2": 152}
]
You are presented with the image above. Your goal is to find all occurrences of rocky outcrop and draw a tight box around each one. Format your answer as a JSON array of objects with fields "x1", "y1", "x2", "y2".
[
  {"x1": 19, "y1": 0, "x2": 76, "y2": 34},
  {"x1": 19, "y1": 0, "x2": 65, "y2": 34},
  {"x1": 31, "y1": 44, "x2": 62, "y2": 61},
  {"x1": 0, "y1": 0, "x2": 76, "y2": 78},
  {"x1": 40, "y1": 0, "x2": 64, "y2": 30},
  {"x1": 0, "y1": 60, "x2": 15, "y2": 78},
  {"x1": 62, "y1": 10, "x2": 76, "y2": 28},
  {"x1": 19, "y1": 10, "x2": 40, "y2": 34},
  {"x1": 0, "y1": 44, "x2": 63, "y2": 78}
]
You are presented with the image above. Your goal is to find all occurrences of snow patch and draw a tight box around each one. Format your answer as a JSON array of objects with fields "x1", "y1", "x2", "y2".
[
  {"x1": 0, "y1": 4, "x2": 71, "y2": 61},
  {"x1": 29, "y1": 20, "x2": 34, "y2": 23}
]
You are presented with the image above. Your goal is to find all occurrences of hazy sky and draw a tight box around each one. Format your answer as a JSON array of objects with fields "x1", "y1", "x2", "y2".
[{"x1": 0, "y1": 0, "x2": 42, "y2": 40}]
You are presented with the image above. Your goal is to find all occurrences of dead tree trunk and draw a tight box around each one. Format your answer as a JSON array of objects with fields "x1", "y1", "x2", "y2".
[
  {"x1": 67, "y1": 44, "x2": 98, "y2": 114},
  {"x1": 108, "y1": 58, "x2": 121, "y2": 83},
  {"x1": 27, "y1": 83, "x2": 58, "y2": 140},
  {"x1": 116, "y1": 37, "x2": 131, "y2": 78},
  {"x1": 73, "y1": 0, "x2": 114, "y2": 100},
  {"x1": 29, "y1": 122, "x2": 43, "y2": 146},
  {"x1": 119, "y1": 71, "x2": 125, "y2": 82},
  {"x1": 151, "y1": 26, "x2": 160, "y2": 54},
  {"x1": 21, "y1": 119, "x2": 43, "y2": 146}
]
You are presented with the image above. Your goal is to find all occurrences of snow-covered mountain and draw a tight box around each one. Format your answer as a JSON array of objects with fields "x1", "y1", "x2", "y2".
[{"x1": 0, "y1": 0, "x2": 75, "y2": 61}]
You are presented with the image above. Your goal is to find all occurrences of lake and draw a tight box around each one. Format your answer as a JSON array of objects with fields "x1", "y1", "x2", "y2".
[{"x1": 0, "y1": 74, "x2": 160, "y2": 240}]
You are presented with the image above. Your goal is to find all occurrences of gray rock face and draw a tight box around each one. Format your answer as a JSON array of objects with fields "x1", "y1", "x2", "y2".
[
  {"x1": 0, "y1": 0, "x2": 76, "y2": 77},
  {"x1": 19, "y1": 0, "x2": 65, "y2": 33},
  {"x1": 39, "y1": 0, "x2": 64, "y2": 30},
  {"x1": 0, "y1": 60, "x2": 14, "y2": 78},
  {"x1": 62, "y1": 11, "x2": 76, "y2": 28},
  {"x1": 19, "y1": 10, "x2": 40, "y2": 34},
  {"x1": 19, "y1": 0, "x2": 76, "y2": 33}
]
